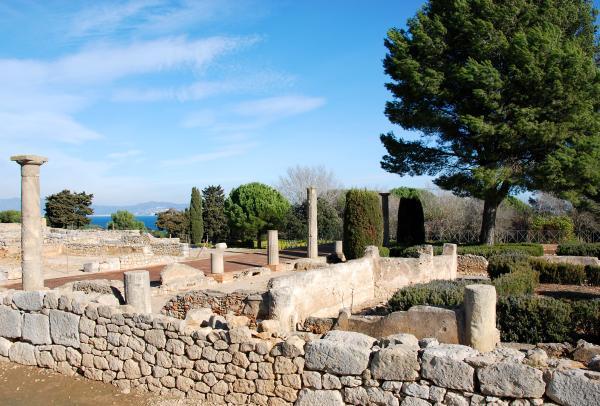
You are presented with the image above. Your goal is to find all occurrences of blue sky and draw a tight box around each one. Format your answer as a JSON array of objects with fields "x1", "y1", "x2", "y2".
[{"x1": 0, "y1": 0, "x2": 432, "y2": 204}]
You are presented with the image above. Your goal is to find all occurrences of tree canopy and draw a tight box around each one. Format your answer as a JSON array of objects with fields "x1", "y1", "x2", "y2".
[
  {"x1": 0, "y1": 210, "x2": 21, "y2": 223},
  {"x1": 45, "y1": 190, "x2": 93, "y2": 229},
  {"x1": 202, "y1": 185, "x2": 228, "y2": 243},
  {"x1": 380, "y1": 0, "x2": 600, "y2": 244},
  {"x1": 225, "y1": 182, "x2": 290, "y2": 245},
  {"x1": 156, "y1": 208, "x2": 189, "y2": 239},
  {"x1": 107, "y1": 210, "x2": 145, "y2": 231},
  {"x1": 189, "y1": 187, "x2": 204, "y2": 245}
]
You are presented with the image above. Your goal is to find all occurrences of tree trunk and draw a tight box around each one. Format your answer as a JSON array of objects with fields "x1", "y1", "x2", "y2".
[{"x1": 479, "y1": 198, "x2": 500, "y2": 245}]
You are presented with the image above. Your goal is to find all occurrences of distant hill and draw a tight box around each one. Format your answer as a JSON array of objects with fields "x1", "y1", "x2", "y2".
[{"x1": 0, "y1": 198, "x2": 187, "y2": 216}]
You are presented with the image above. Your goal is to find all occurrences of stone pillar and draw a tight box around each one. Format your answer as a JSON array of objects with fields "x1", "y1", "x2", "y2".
[
  {"x1": 334, "y1": 240, "x2": 343, "y2": 256},
  {"x1": 464, "y1": 284, "x2": 500, "y2": 352},
  {"x1": 307, "y1": 186, "x2": 318, "y2": 259},
  {"x1": 380, "y1": 192, "x2": 390, "y2": 247},
  {"x1": 124, "y1": 270, "x2": 151, "y2": 313},
  {"x1": 267, "y1": 230, "x2": 279, "y2": 266},
  {"x1": 11, "y1": 155, "x2": 48, "y2": 291},
  {"x1": 211, "y1": 250, "x2": 224, "y2": 274}
]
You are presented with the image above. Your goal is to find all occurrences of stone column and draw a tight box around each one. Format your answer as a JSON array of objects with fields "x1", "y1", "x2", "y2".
[
  {"x1": 464, "y1": 284, "x2": 500, "y2": 352},
  {"x1": 211, "y1": 250, "x2": 224, "y2": 274},
  {"x1": 11, "y1": 155, "x2": 48, "y2": 291},
  {"x1": 267, "y1": 230, "x2": 279, "y2": 266},
  {"x1": 380, "y1": 192, "x2": 390, "y2": 247},
  {"x1": 307, "y1": 186, "x2": 318, "y2": 259},
  {"x1": 124, "y1": 270, "x2": 151, "y2": 313},
  {"x1": 334, "y1": 240, "x2": 343, "y2": 256}
]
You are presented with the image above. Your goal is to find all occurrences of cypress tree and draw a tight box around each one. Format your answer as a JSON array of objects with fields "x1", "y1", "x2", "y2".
[
  {"x1": 189, "y1": 187, "x2": 204, "y2": 245},
  {"x1": 396, "y1": 196, "x2": 425, "y2": 246},
  {"x1": 343, "y1": 189, "x2": 383, "y2": 260}
]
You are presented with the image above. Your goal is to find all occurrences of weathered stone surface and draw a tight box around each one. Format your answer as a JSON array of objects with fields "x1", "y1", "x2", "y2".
[
  {"x1": 400, "y1": 396, "x2": 431, "y2": 406},
  {"x1": 144, "y1": 329, "x2": 166, "y2": 349},
  {"x1": 160, "y1": 263, "x2": 214, "y2": 291},
  {"x1": 478, "y1": 362, "x2": 545, "y2": 398},
  {"x1": 380, "y1": 333, "x2": 419, "y2": 348},
  {"x1": 296, "y1": 389, "x2": 344, "y2": 406},
  {"x1": 9, "y1": 342, "x2": 37, "y2": 365},
  {"x1": 12, "y1": 291, "x2": 44, "y2": 311},
  {"x1": 22, "y1": 313, "x2": 51, "y2": 345},
  {"x1": 370, "y1": 344, "x2": 419, "y2": 381},
  {"x1": 0, "y1": 337, "x2": 12, "y2": 356},
  {"x1": 304, "y1": 339, "x2": 370, "y2": 375},
  {"x1": 546, "y1": 369, "x2": 600, "y2": 406},
  {"x1": 323, "y1": 330, "x2": 376, "y2": 349},
  {"x1": 573, "y1": 340, "x2": 600, "y2": 364},
  {"x1": 421, "y1": 345, "x2": 477, "y2": 391},
  {"x1": 49, "y1": 310, "x2": 80, "y2": 348},
  {"x1": 229, "y1": 327, "x2": 252, "y2": 344},
  {"x1": 0, "y1": 305, "x2": 22, "y2": 338}
]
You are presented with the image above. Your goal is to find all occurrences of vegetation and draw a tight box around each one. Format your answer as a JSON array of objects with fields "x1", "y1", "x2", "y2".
[
  {"x1": 343, "y1": 189, "x2": 383, "y2": 260},
  {"x1": 156, "y1": 209, "x2": 189, "y2": 239},
  {"x1": 390, "y1": 243, "x2": 544, "y2": 259},
  {"x1": 107, "y1": 210, "x2": 145, "y2": 231},
  {"x1": 45, "y1": 190, "x2": 93, "y2": 229},
  {"x1": 396, "y1": 196, "x2": 425, "y2": 246},
  {"x1": 189, "y1": 187, "x2": 203, "y2": 245},
  {"x1": 281, "y1": 197, "x2": 343, "y2": 241},
  {"x1": 225, "y1": 182, "x2": 290, "y2": 247},
  {"x1": 276, "y1": 165, "x2": 342, "y2": 205},
  {"x1": 530, "y1": 215, "x2": 575, "y2": 242},
  {"x1": 557, "y1": 242, "x2": 600, "y2": 258},
  {"x1": 202, "y1": 185, "x2": 228, "y2": 243},
  {"x1": 0, "y1": 210, "x2": 20, "y2": 223},
  {"x1": 529, "y1": 259, "x2": 587, "y2": 285},
  {"x1": 380, "y1": 0, "x2": 600, "y2": 245}
]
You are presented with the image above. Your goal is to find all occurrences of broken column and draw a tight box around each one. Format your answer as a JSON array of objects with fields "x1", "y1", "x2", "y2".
[
  {"x1": 380, "y1": 192, "x2": 390, "y2": 246},
  {"x1": 267, "y1": 230, "x2": 280, "y2": 270},
  {"x1": 335, "y1": 240, "x2": 343, "y2": 256},
  {"x1": 11, "y1": 155, "x2": 48, "y2": 291},
  {"x1": 211, "y1": 250, "x2": 224, "y2": 274},
  {"x1": 124, "y1": 270, "x2": 151, "y2": 313},
  {"x1": 307, "y1": 186, "x2": 318, "y2": 259},
  {"x1": 464, "y1": 284, "x2": 500, "y2": 352}
]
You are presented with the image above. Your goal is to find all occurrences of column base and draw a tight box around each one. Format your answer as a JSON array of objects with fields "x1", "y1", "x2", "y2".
[
  {"x1": 266, "y1": 264, "x2": 287, "y2": 272},
  {"x1": 211, "y1": 273, "x2": 234, "y2": 283}
]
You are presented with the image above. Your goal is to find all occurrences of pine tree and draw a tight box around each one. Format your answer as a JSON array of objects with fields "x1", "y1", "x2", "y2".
[{"x1": 189, "y1": 187, "x2": 204, "y2": 245}]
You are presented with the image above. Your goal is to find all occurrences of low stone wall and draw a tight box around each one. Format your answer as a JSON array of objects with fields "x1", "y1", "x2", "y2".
[
  {"x1": 269, "y1": 245, "x2": 457, "y2": 330},
  {"x1": 0, "y1": 289, "x2": 598, "y2": 405},
  {"x1": 457, "y1": 254, "x2": 489, "y2": 275}
]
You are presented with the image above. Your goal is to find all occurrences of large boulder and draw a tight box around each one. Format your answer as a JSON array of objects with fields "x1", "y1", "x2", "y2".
[
  {"x1": 546, "y1": 369, "x2": 600, "y2": 406},
  {"x1": 370, "y1": 344, "x2": 420, "y2": 381},
  {"x1": 478, "y1": 362, "x2": 545, "y2": 398},
  {"x1": 421, "y1": 344, "x2": 478, "y2": 391}
]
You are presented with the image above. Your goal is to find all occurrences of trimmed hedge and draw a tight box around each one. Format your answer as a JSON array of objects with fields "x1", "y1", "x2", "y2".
[
  {"x1": 556, "y1": 242, "x2": 600, "y2": 258},
  {"x1": 586, "y1": 265, "x2": 600, "y2": 286},
  {"x1": 343, "y1": 189, "x2": 383, "y2": 260},
  {"x1": 396, "y1": 197, "x2": 425, "y2": 246},
  {"x1": 388, "y1": 280, "x2": 472, "y2": 311},
  {"x1": 492, "y1": 270, "x2": 539, "y2": 296},
  {"x1": 487, "y1": 253, "x2": 531, "y2": 278},
  {"x1": 529, "y1": 259, "x2": 587, "y2": 285},
  {"x1": 389, "y1": 243, "x2": 543, "y2": 259}
]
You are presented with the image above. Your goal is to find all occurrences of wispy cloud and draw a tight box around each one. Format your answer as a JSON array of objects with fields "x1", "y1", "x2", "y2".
[
  {"x1": 160, "y1": 143, "x2": 257, "y2": 167},
  {"x1": 233, "y1": 95, "x2": 326, "y2": 119},
  {"x1": 107, "y1": 149, "x2": 143, "y2": 159}
]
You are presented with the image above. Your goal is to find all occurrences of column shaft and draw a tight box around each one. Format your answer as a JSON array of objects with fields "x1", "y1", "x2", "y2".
[
  {"x1": 124, "y1": 270, "x2": 151, "y2": 313},
  {"x1": 211, "y1": 251, "x2": 224, "y2": 274},
  {"x1": 307, "y1": 187, "x2": 318, "y2": 259},
  {"x1": 267, "y1": 230, "x2": 279, "y2": 266},
  {"x1": 380, "y1": 192, "x2": 390, "y2": 247}
]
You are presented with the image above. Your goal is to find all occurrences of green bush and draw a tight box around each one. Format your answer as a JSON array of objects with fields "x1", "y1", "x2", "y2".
[
  {"x1": 585, "y1": 266, "x2": 600, "y2": 286},
  {"x1": 572, "y1": 300, "x2": 600, "y2": 341},
  {"x1": 0, "y1": 210, "x2": 21, "y2": 223},
  {"x1": 378, "y1": 246, "x2": 390, "y2": 257},
  {"x1": 396, "y1": 196, "x2": 425, "y2": 246},
  {"x1": 487, "y1": 253, "x2": 531, "y2": 278},
  {"x1": 497, "y1": 295, "x2": 573, "y2": 343},
  {"x1": 458, "y1": 243, "x2": 543, "y2": 258},
  {"x1": 530, "y1": 215, "x2": 575, "y2": 242},
  {"x1": 388, "y1": 280, "x2": 474, "y2": 311},
  {"x1": 557, "y1": 242, "x2": 600, "y2": 258},
  {"x1": 343, "y1": 189, "x2": 383, "y2": 260},
  {"x1": 492, "y1": 270, "x2": 539, "y2": 296},
  {"x1": 529, "y1": 259, "x2": 587, "y2": 285},
  {"x1": 389, "y1": 245, "x2": 433, "y2": 258}
]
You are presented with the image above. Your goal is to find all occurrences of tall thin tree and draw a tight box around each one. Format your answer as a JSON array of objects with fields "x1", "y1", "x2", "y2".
[{"x1": 189, "y1": 187, "x2": 204, "y2": 245}]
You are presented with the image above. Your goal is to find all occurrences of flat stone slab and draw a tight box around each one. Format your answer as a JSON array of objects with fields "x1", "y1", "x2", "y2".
[
  {"x1": 49, "y1": 310, "x2": 80, "y2": 348},
  {"x1": 370, "y1": 344, "x2": 420, "y2": 381},
  {"x1": 546, "y1": 369, "x2": 600, "y2": 406},
  {"x1": 305, "y1": 339, "x2": 371, "y2": 375},
  {"x1": 0, "y1": 305, "x2": 22, "y2": 338},
  {"x1": 478, "y1": 362, "x2": 545, "y2": 398},
  {"x1": 22, "y1": 313, "x2": 51, "y2": 345},
  {"x1": 12, "y1": 291, "x2": 44, "y2": 311}
]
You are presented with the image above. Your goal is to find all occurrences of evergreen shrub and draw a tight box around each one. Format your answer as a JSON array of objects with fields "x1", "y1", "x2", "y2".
[
  {"x1": 585, "y1": 266, "x2": 600, "y2": 286},
  {"x1": 396, "y1": 196, "x2": 425, "y2": 245},
  {"x1": 529, "y1": 259, "x2": 587, "y2": 285},
  {"x1": 342, "y1": 189, "x2": 383, "y2": 260},
  {"x1": 557, "y1": 242, "x2": 600, "y2": 258}
]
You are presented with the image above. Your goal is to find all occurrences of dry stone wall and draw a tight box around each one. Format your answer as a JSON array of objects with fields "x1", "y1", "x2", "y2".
[{"x1": 0, "y1": 288, "x2": 598, "y2": 405}]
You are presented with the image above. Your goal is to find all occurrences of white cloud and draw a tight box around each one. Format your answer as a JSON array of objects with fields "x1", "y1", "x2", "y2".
[
  {"x1": 233, "y1": 95, "x2": 325, "y2": 119},
  {"x1": 160, "y1": 143, "x2": 256, "y2": 167},
  {"x1": 0, "y1": 111, "x2": 101, "y2": 144},
  {"x1": 107, "y1": 149, "x2": 143, "y2": 159}
]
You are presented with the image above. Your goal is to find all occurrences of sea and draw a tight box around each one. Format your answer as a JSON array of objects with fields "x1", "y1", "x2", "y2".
[{"x1": 88, "y1": 215, "x2": 158, "y2": 230}]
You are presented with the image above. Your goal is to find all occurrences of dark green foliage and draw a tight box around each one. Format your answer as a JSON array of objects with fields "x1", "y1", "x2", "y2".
[
  {"x1": 380, "y1": 0, "x2": 600, "y2": 244},
  {"x1": 156, "y1": 209, "x2": 189, "y2": 239},
  {"x1": 585, "y1": 266, "x2": 600, "y2": 286},
  {"x1": 492, "y1": 270, "x2": 539, "y2": 296},
  {"x1": 497, "y1": 296, "x2": 573, "y2": 343},
  {"x1": 388, "y1": 280, "x2": 472, "y2": 311},
  {"x1": 529, "y1": 259, "x2": 587, "y2": 285},
  {"x1": 390, "y1": 187, "x2": 422, "y2": 200},
  {"x1": 389, "y1": 244, "x2": 435, "y2": 258},
  {"x1": 189, "y1": 187, "x2": 204, "y2": 245},
  {"x1": 0, "y1": 210, "x2": 20, "y2": 223},
  {"x1": 343, "y1": 189, "x2": 384, "y2": 260},
  {"x1": 225, "y1": 183, "x2": 290, "y2": 245},
  {"x1": 202, "y1": 185, "x2": 228, "y2": 243},
  {"x1": 107, "y1": 211, "x2": 145, "y2": 231},
  {"x1": 487, "y1": 253, "x2": 532, "y2": 278},
  {"x1": 458, "y1": 244, "x2": 544, "y2": 258},
  {"x1": 396, "y1": 197, "x2": 425, "y2": 245},
  {"x1": 45, "y1": 190, "x2": 93, "y2": 229},
  {"x1": 572, "y1": 300, "x2": 600, "y2": 341},
  {"x1": 379, "y1": 246, "x2": 390, "y2": 257},
  {"x1": 557, "y1": 242, "x2": 600, "y2": 258},
  {"x1": 281, "y1": 198, "x2": 343, "y2": 241}
]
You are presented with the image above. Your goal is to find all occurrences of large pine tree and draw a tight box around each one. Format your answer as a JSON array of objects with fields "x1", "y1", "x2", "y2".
[
  {"x1": 189, "y1": 187, "x2": 204, "y2": 245},
  {"x1": 380, "y1": 0, "x2": 600, "y2": 244}
]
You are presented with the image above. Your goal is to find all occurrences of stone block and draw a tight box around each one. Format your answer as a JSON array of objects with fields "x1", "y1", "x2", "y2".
[
  {"x1": 370, "y1": 344, "x2": 420, "y2": 381},
  {"x1": 22, "y1": 313, "x2": 51, "y2": 345},
  {"x1": 12, "y1": 291, "x2": 44, "y2": 311},
  {"x1": 323, "y1": 330, "x2": 376, "y2": 349},
  {"x1": 421, "y1": 345, "x2": 477, "y2": 391},
  {"x1": 304, "y1": 339, "x2": 370, "y2": 375},
  {"x1": 9, "y1": 342, "x2": 37, "y2": 365},
  {"x1": 573, "y1": 340, "x2": 600, "y2": 364},
  {"x1": 49, "y1": 310, "x2": 80, "y2": 348},
  {"x1": 160, "y1": 263, "x2": 214, "y2": 291},
  {"x1": 296, "y1": 389, "x2": 344, "y2": 406},
  {"x1": 83, "y1": 262, "x2": 100, "y2": 273},
  {"x1": 0, "y1": 305, "x2": 22, "y2": 338},
  {"x1": 185, "y1": 308, "x2": 214, "y2": 327},
  {"x1": 0, "y1": 337, "x2": 12, "y2": 356},
  {"x1": 478, "y1": 362, "x2": 545, "y2": 398},
  {"x1": 546, "y1": 369, "x2": 600, "y2": 406}
]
